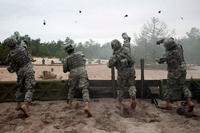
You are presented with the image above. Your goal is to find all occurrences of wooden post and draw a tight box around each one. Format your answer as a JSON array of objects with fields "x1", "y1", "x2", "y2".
[
  {"x1": 140, "y1": 59, "x2": 144, "y2": 98},
  {"x1": 111, "y1": 67, "x2": 116, "y2": 97}
]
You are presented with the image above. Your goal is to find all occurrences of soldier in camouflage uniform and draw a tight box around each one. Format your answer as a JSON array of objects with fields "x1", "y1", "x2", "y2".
[
  {"x1": 108, "y1": 33, "x2": 137, "y2": 110},
  {"x1": 5, "y1": 38, "x2": 35, "y2": 117},
  {"x1": 63, "y1": 44, "x2": 92, "y2": 117},
  {"x1": 156, "y1": 38, "x2": 194, "y2": 112}
]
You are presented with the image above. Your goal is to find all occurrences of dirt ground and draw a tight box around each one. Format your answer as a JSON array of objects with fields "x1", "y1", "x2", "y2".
[
  {"x1": 1, "y1": 64, "x2": 200, "y2": 81},
  {"x1": 0, "y1": 99, "x2": 200, "y2": 133},
  {"x1": 1, "y1": 65, "x2": 200, "y2": 133}
]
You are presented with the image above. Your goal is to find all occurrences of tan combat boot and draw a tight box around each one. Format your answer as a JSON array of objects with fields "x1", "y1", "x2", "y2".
[
  {"x1": 165, "y1": 100, "x2": 172, "y2": 110},
  {"x1": 67, "y1": 100, "x2": 73, "y2": 109},
  {"x1": 130, "y1": 95, "x2": 136, "y2": 109},
  {"x1": 84, "y1": 102, "x2": 92, "y2": 117},
  {"x1": 187, "y1": 98, "x2": 194, "y2": 112},
  {"x1": 20, "y1": 102, "x2": 30, "y2": 117},
  {"x1": 116, "y1": 101, "x2": 123, "y2": 110},
  {"x1": 15, "y1": 102, "x2": 21, "y2": 111}
]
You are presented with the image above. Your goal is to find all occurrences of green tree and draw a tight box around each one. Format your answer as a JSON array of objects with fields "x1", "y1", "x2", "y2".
[
  {"x1": 135, "y1": 17, "x2": 175, "y2": 63},
  {"x1": 181, "y1": 27, "x2": 200, "y2": 64}
]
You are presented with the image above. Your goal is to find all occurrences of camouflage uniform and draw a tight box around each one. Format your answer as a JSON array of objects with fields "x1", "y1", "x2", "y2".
[
  {"x1": 63, "y1": 52, "x2": 90, "y2": 102},
  {"x1": 108, "y1": 39, "x2": 136, "y2": 102},
  {"x1": 157, "y1": 38, "x2": 192, "y2": 100},
  {"x1": 6, "y1": 39, "x2": 35, "y2": 102}
]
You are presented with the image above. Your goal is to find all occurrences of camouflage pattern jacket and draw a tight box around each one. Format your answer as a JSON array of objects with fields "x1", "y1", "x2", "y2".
[
  {"x1": 63, "y1": 52, "x2": 86, "y2": 73},
  {"x1": 7, "y1": 46, "x2": 33, "y2": 74},
  {"x1": 108, "y1": 47, "x2": 134, "y2": 72},
  {"x1": 160, "y1": 44, "x2": 186, "y2": 72}
]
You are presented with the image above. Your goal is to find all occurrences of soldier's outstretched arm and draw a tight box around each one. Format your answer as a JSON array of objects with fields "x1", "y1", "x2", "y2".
[{"x1": 155, "y1": 53, "x2": 167, "y2": 64}]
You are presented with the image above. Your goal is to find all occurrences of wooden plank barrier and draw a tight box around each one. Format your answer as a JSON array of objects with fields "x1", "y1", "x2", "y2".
[{"x1": 0, "y1": 79, "x2": 199, "y2": 102}]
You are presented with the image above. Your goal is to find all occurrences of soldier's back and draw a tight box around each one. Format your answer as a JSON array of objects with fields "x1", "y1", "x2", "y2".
[
  {"x1": 166, "y1": 44, "x2": 185, "y2": 71},
  {"x1": 67, "y1": 52, "x2": 86, "y2": 76},
  {"x1": 9, "y1": 46, "x2": 33, "y2": 75},
  {"x1": 9, "y1": 46, "x2": 31, "y2": 67}
]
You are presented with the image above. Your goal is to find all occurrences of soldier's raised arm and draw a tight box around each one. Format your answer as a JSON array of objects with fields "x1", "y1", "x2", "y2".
[
  {"x1": 122, "y1": 32, "x2": 131, "y2": 53},
  {"x1": 155, "y1": 38, "x2": 167, "y2": 64}
]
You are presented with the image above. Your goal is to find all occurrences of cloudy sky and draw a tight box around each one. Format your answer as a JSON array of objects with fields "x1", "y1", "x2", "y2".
[{"x1": 0, "y1": 0, "x2": 199, "y2": 44}]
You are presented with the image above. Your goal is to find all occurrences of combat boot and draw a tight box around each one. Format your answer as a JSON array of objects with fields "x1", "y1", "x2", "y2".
[
  {"x1": 20, "y1": 102, "x2": 30, "y2": 117},
  {"x1": 84, "y1": 102, "x2": 92, "y2": 117},
  {"x1": 187, "y1": 98, "x2": 194, "y2": 112},
  {"x1": 116, "y1": 102, "x2": 123, "y2": 110},
  {"x1": 15, "y1": 102, "x2": 21, "y2": 111},
  {"x1": 130, "y1": 95, "x2": 136, "y2": 109},
  {"x1": 165, "y1": 100, "x2": 172, "y2": 110},
  {"x1": 67, "y1": 100, "x2": 73, "y2": 109}
]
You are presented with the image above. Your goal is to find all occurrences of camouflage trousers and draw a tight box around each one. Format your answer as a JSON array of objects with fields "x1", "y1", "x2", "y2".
[
  {"x1": 165, "y1": 69, "x2": 192, "y2": 100},
  {"x1": 15, "y1": 64, "x2": 36, "y2": 102},
  {"x1": 117, "y1": 68, "x2": 137, "y2": 102},
  {"x1": 67, "y1": 67, "x2": 90, "y2": 102}
]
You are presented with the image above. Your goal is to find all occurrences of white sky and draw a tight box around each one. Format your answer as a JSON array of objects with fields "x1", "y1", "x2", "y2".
[{"x1": 0, "y1": 0, "x2": 200, "y2": 44}]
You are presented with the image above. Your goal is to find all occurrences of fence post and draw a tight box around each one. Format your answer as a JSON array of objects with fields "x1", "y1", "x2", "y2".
[{"x1": 140, "y1": 59, "x2": 144, "y2": 98}]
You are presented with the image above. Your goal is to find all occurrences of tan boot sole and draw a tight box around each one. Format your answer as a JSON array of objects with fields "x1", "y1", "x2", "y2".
[
  {"x1": 131, "y1": 102, "x2": 136, "y2": 110},
  {"x1": 84, "y1": 108, "x2": 92, "y2": 117},
  {"x1": 116, "y1": 105, "x2": 122, "y2": 110},
  {"x1": 188, "y1": 105, "x2": 194, "y2": 112},
  {"x1": 20, "y1": 105, "x2": 29, "y2": 118}
]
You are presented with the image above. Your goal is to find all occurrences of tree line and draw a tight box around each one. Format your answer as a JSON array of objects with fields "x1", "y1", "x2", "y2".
[{"x1": 0, "y1": 17, "x2": 200, "y2": 65}]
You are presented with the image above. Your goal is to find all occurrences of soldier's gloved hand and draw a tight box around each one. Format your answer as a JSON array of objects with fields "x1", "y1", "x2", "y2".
[
  {"x1": 156, "y1": 39, "x2": 165, "y2": 45},
  {"x1": 107, "y1": 56, "x2": 115, "y2": 68},
  {"x1": 122, "y1": 32, "x2": 130, "y2": 40},
  {"x1": 155, "y1": 58, "x2": 161, "y2": 64},
  {"x1": 7, "y1": 66, "x2": 15, "y2": 73},
  {"x1": 155, "y1": 58, "x2": 165, "y2": 64}
]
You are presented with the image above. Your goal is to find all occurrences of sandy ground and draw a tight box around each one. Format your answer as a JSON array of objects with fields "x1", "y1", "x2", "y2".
[
  {"x1": 1, "y1": 65, "x2": 200, "y2": 133},
  {"x1": 0, "y1": 99, "x2": 200, "y2": 133},
  {"x1": 0, "y1": 65, "x2": 200, "y2": 81}
]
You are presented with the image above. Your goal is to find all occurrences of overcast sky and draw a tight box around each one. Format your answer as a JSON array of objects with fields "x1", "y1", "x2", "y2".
[{"x1": 0, "y1": 0, "x2": 200, "y2": 44}]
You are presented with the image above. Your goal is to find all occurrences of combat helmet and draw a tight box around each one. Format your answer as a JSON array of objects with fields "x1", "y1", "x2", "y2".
[
  {"x1": 111, "y1": 39, "x2": 121, "y2": 51},
  {"x1": 163, "y1": 38, "x2": 177, "y2": 51},
  {"x1": 4, "y1": 37, "x2": 17, "y2": 48},
  {"x1": 65, "y1": 44, "x2": 74, "y2": 53}
]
